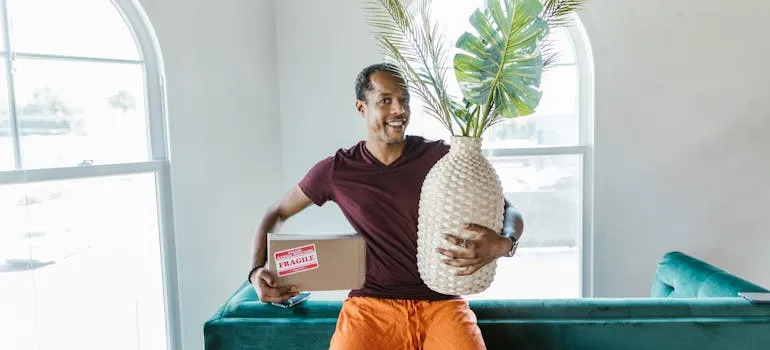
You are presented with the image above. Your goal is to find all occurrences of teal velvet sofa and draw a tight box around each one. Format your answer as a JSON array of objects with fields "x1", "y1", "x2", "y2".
[{"x1": 204, "y1": 251, "x2": 770, "y2": 349}]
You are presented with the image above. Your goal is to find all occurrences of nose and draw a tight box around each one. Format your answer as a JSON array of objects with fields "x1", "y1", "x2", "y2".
[{"x1": 392, "y1": 99, "x2": 406, "y2": 115}]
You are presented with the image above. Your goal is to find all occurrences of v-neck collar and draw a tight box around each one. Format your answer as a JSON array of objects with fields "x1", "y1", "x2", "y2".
[{"x1": 362, "y1": 137, "x2": 413, "y2": 168}]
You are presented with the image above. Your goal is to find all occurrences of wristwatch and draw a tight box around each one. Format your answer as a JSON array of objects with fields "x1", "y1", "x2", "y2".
[{"x1": 504, "y1": 235, "x2": 519, "y2": 257}]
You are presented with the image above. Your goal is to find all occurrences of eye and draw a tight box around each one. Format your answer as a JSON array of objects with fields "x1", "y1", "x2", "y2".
[{"x1": 380, "y1": 98, "x2": 391, "y2": 104}]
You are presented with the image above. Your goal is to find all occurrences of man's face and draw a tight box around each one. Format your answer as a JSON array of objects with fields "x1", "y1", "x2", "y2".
[{"x1": 356, "y1": 71, "x2": 410, "y2": 144}]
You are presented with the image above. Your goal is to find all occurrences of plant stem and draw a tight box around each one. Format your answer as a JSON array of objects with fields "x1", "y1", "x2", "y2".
[{"x1": 477, "y1": 90, "x2": 495, "y2": 138}]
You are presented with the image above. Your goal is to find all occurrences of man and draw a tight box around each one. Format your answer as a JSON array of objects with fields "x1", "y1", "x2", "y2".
[{"x1": 248, "y1": 63, "x2": 524, "y2": 350}]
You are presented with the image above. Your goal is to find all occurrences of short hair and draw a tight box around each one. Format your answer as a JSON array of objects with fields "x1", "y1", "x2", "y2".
[{"x1": 354, "y1": 63, "x2": 408, "y2": 102}]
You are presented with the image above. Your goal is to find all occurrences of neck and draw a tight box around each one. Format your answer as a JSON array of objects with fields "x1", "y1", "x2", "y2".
[{"x1": 365, "y1": 138, "x2": 406, "y2": 166}]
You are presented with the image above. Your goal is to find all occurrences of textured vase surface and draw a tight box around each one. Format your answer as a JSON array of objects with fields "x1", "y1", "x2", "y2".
[{"x1": 416, "y1": 136, "x2": 505, "y2": 295}]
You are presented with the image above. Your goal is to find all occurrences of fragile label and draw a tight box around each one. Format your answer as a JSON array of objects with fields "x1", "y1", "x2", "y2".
[{"x1": 274, "y1": 244, "x2": 319, "y2": 277}]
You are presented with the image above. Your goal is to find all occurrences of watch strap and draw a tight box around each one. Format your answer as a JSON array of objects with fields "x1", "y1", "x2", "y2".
[{"x1": 505, "y1": 235, "x2": 519, "y2": 257}]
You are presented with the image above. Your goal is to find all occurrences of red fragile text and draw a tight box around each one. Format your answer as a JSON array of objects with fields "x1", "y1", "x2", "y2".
[
  {"x1": 278, "y1": 254, "x2": 316, "y2": 269},
  {"x1": 274, "y1": 244, "x2": 320, "y2": 277}
]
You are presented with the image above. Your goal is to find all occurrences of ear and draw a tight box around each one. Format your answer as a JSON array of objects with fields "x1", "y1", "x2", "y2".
[{"x1": 355, "y1": 99, "x2": 366, "y2": 117}]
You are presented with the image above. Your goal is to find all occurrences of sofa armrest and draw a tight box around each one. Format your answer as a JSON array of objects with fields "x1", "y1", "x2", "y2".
[{"x1": 651, "y1": 251, "x2": 768, "y2": 297}]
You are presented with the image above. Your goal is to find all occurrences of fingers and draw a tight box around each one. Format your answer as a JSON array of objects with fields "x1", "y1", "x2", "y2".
[
  {"x1": 463, "y1": 223, "x2": 485, "y2": 233},
  {"x1": 439, "y1": 259, "x2": 485, "y2": 276},
  {"x1": 443, "y1": 223, "x2": 494, "y2": 246},
  {"x1": 440, "y1": 251, "x2": 484, "y2": 276},
  {"x1": 443, "y1": 233, "x2": 467, "y2": 247},
  {"x1": 258, "y1": 268, "x2": 278, "y2": 287},
  {"x1": 455, "y1": 264, "x2": 483, "y2": 276},
  {"x1": 463, "y1": 223, "x2": 497, "y2": 237},
  {"x1": 436, "y1": 247, "x2": 474, "y2": 260},
  {"x1": 257, "y1": 279, "x2": 299, "y2": 303},
  {"x1": 252, "y1": 268, "x2": 299, "y2": 303},
  {"x1": 438, "y1": 224, "x2": 499, "y2": 276},
  {"x1": 442, "y1": 258, "x2": 480, "y2": 267},
  {"x1": 438, "y1": 234, "x2": 476, "y2": 260},
  {"x1": 261, "y1": 292, "x2": 297, "y2": 303}
]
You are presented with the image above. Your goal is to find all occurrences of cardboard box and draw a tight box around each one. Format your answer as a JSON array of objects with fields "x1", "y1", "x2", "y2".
[{"x1": 266, "y1": 233, "x2": 366, "y2": 291}]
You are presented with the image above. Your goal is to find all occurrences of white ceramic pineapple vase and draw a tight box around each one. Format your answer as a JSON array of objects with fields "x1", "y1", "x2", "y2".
[{"x1": 416, "y1": 136, "x2": 505, "y2": 296}]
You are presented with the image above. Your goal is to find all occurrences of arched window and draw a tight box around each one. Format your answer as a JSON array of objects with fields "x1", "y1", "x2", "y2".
[
  {"x1": 406, "y1": 0, "x2": 594, "y2": 299},
  {"x1": 0, "y1": 0, "x2": 177, "y2": 348}
]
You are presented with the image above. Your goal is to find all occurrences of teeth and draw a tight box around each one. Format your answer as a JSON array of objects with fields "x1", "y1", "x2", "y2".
[{"x1": 387, "y1": 120, "x2": 405, "y2": 127}]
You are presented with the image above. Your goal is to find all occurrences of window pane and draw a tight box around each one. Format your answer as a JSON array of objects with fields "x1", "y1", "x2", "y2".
[
  {"x1": 0, "y1": 174, "x2": 168, "y2": 350},
  {"x1": 467, "y1": 154, "x2": 582, "y2": 300},
  {"x1": 0, "y1": 67, "x2": 12, "y2": 170},
  {"x1": 12, "y1": 59, "x2": 149, "y2": 169},
  {"x1": 544, "y1": 27, "x2": 577, "y2": 65},
  {"x1": 482, "y1": 65, "x2": 579, "y2": 148},
  {"x1": 7, "y1": 0, "x2": 140, "y2": 60},
  {"x1": 407, "y1": 65, "x2": 579, "y2": 147},
  {"x1": 495, "y1": 154, "x2": 582, "y2": 247},
  {"x1": 467, "y1": 248, "x2": 580, "y2": 300},
  {"x1": 0, "y1": 129, "x2": 11, "y2": 170},
  {"x1": 0, "y1": 182, "x2": 39, "y2": 350}
]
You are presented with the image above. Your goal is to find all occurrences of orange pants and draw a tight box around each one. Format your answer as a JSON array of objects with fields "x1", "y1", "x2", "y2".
[{"x1": 329, "y1": 296, "x2": 486, "y2": 350}]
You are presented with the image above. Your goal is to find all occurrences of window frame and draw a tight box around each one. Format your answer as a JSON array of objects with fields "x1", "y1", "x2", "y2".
[
  {"x1": 481, "y1": 17, "x2": 595, "y2": 298},
  {"x1": 0, "y1": 0, "x2": 181, "y2": 348}
]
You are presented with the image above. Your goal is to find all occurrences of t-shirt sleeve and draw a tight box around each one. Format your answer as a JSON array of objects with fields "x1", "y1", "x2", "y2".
[
  {"x1": 437, "y1": 139, "x2": 450, "y2": 157},
  {"x1": 298, "y1": 157, "x2": 334, "y2": 206}
]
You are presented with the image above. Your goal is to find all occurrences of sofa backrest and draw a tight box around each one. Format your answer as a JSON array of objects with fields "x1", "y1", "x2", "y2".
[
  {"x1": 651, "y1": 251, "x2": 768, "y2": 298},
  {"x1": 205, "y1": 287, "x2": 770, "y2": 350}
]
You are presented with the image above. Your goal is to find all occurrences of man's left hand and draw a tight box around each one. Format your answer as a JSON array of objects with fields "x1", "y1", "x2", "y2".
[{"x1": 436, "y1": 223, "x2": 511, "y2": 276}]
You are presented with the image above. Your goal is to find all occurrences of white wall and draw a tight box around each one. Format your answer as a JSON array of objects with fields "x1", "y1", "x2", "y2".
[
  {"x1": 138, "y1": 0, "x2": 770, "y2": 348},
  {"x1": 139, "y1": 1, "x2": 282, "y2": 349},
  {"x1": 273, "y1": 0, "x2": 380, "y2": 235},
  {"x1": 580, "y1": 0, "x2": 770, "y2": 296}
]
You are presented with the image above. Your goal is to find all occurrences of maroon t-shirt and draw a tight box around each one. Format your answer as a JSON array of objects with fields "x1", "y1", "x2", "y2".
[{"x1": 298, "y1": 135, "x2": 457, "y2": 300}]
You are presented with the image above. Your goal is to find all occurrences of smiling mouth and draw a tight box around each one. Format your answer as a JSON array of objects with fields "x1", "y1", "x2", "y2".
[{"x1": 385, "y1": 119, "x2": 407, "y2": 128}]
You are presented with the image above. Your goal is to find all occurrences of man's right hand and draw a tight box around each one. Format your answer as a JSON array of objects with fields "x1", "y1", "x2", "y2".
[{"x1": 250, "y1": 267, "x2": 299, "y2": 303}]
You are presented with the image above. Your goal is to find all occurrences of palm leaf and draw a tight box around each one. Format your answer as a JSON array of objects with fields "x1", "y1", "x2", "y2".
[
  {"x1": 540, "y1": 37, "x2": 559, "y2": 70},
  {"x1": 541, "y1": 0, "x2": 585, "y2": 29},
  {"x1": 453, "y1": 0, "x2": 549, "y2": 136},
  {"x1": 363, "y1": 0, "x2": 456, "y2": 134},
  {"x1": 539, "y1": 0, "x2": 585, "y2": 69}
]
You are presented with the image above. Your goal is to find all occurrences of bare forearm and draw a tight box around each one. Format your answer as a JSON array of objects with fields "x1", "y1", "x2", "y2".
[
  {"x1": 250, "y1": 186, "x2": 314, "y2": 270},
  {"x1": 251, "y1": 208, "x2": 284, "y2": 269}
]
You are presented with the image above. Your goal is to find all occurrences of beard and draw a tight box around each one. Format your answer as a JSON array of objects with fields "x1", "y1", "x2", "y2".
[{"x1": 378, "y1": 124, "x2": 406, "y2": 144}]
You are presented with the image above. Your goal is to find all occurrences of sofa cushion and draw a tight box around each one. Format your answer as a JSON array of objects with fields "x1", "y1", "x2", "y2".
[{"x1": 651, "y1": 251, "x2": 768, "y2": 297}]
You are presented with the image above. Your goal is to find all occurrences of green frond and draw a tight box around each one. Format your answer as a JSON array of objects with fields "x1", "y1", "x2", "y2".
[
  {"x1": 379, "y1": 37, "x2": 453, "y2": 132},
  {"x1": 540, "y1": 38, "x2": 560, "y2": 70},
  {"x1": 539, "y1": 0, "x2": 585, "y2": 70},
  {"x1": 363, "y1": 0, "x2": 457, "y2": 134},
  {"x1": 454, "y1": 0, "x2": 549, "y2": 137},
  {"x1": 540, "y1": 0, "x2": 585, "y2": 28}
]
